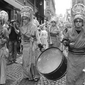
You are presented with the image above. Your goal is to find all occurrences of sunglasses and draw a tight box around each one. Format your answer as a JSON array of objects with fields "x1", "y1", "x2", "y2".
[
  {"x1": 74, "y1": 19, "x2": 83, "y2": 23},
  {"x1": 75, "y1": 20, "x2": 82, "y2": 22}
]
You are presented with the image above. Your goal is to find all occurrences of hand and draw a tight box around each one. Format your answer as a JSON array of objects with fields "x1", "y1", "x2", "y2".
[
  {"x1": 62, "y1": 39, "x2": 70, "y2": 46},
  {"x1": 63, "y1": 41, "x2": 69, "y2": 46},
  {"x1": 70, "y1": 42, "x2": 74, "y2": 45},
  {"x1": 30, "y1": 37, "x2": 34, "y2": 42}
]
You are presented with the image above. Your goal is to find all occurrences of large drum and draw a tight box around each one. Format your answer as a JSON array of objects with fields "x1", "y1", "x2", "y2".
[{"x1": 36, "y1": 47, "x2": 67, "y2": 81}]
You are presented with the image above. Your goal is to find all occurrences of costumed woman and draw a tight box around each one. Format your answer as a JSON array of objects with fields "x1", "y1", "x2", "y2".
[
  {"x1": 62, "y1": 3, "x2": 85, "y2": 85},
  {"x1": 49, "y1": 16, "x2": 61, "y2": 48},
  {"x1": 20, "y1": 6, "x2": 40, "y2": 81},
  {"x1": 0, "y1": 10, "x2": 9, "y2": 85},
  {"x1": 40, "y1": 24, "x2": 49, "y2": 50}
]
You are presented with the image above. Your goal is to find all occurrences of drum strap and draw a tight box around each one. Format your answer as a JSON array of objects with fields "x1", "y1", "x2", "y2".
[{"x1": 50, "y1": 33, "x2": 58, "y2": 37}]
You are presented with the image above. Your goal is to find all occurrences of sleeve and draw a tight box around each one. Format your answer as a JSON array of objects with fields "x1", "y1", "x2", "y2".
[
  {"x1": 62, "y1": 30, "x2": 70, "y2": 46},
  {"x1": 31, "y1": 24, "x2": 38, "y2": 40},
  {"x1": 2, "y1": 28, "x2": 8, "y2": 40}
]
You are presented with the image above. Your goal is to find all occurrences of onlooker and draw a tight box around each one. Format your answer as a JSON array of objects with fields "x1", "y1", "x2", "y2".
[{"x1": 8, "y1": 20, "x2": 19, "y2": 63}]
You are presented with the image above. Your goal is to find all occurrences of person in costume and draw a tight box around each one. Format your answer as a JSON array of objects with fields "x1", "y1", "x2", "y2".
[
  {"x1": 0, "y1": 10, "x2": 9, "y2": 85},
  {"x1": 62, "y1": 3, "x2": 85, "y2": 85},
  {"x1": 40, "y1": 24, "x2": 49, "y2": 50},
  {"x1": 20, "y1": 6, "x2": 40, "y2": 81},
  {"x1": 49, "y1": 16, "x2": 61, "y2": 48}
]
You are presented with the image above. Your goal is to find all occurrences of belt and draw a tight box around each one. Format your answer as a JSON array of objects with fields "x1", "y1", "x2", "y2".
[
  {"x1": 69, "y1": 47, "x2": 85, "y2": 55},
  {"x1": 50, "y1": 33, "x2": 57, "y2": 37},
  {"x1": 23, "y1": 37, "x2": 30, "y2": 42},
  {"x1": 0, "y1": 44, "x2": 5, "y2": 49}
]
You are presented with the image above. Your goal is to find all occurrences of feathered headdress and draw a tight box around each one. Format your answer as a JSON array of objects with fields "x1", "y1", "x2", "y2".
[
  {"x1": 0, "y1": 10, "x2": 8, "y2": 22},
  {"x1": 71, "y1": 3, "x2": 85, "y2": 20},
  {"x1": 21, "y1": 6, "x2": 33, "y2": 18}
]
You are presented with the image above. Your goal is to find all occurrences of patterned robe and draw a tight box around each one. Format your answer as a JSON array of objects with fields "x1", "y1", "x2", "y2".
[
  {"x1": 0, "y1": 25, "x2": 8, "y2": 84},
  {"x1": 20, "y1": 22, "x2": 39, "y2": 80},
  {"x1": 64, "y1": 27, "x2": 85, "y2": 85},
  {"x1": 50, "y1": 26, "x2": 60, "y2": 48}
]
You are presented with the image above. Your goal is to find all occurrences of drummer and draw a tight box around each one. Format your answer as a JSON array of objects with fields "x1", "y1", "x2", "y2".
[
  {"x1": 40, "y1": 24, "x2": 49, "y2": 50},
  {"x1": 63, "y1": 3, "x2": 85, "y2": 85},
  {"x1": 49, "y1": 16, "x2": 61, "y2": 48}
]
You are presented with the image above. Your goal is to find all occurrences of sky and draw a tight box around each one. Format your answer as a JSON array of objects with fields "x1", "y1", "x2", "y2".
[{"x1": 54, "y1": 0, "x2": 72, "y2": 16}]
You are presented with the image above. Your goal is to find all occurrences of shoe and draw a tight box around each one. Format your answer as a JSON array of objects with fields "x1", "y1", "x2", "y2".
[
  {"x1": 26, "y1": 78, "x2": 34, "y2": 81},
  {"x1": 33, "y1": 78, "x2": 40, "y2": 82}
]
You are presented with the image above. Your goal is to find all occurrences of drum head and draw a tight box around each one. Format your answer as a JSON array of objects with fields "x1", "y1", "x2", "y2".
[{"x1": 37, "y1": 47, "x2": 63, "y2": 74}]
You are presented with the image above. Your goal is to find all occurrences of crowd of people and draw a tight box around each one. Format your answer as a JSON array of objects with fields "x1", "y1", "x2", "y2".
[
  {"x1": 0, "y1": 2, "x2": 85, "y2": 85},
  {"x1": 0, "y1": 5, "x2": 64, "y2": 84}
]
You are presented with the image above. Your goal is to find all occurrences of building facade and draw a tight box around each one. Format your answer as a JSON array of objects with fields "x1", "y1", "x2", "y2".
[{"x1": 0, "y1": 0, "x2": 38, "y2": 23}]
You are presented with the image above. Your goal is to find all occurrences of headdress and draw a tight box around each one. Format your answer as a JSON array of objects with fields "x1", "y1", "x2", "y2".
[
  {"x1": 71, "y1": 3, "x2": 85, "y2": 20},
  {"x1": 21, "y1": 6, "x2": 33, "y2": 18},
  {"x1": 0, "y1": 10, "x2": 8, "y2": 22},
  {"x1": 50, "y1": 16, "x2": 58, "y2": 23}
]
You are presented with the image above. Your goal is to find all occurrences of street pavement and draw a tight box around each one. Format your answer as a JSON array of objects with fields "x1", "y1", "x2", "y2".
[{"x1": 5, "y1": 54, "x2": 66, "y2": 85}]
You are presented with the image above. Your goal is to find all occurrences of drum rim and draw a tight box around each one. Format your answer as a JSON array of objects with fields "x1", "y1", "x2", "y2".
[
  {"x1": 40, "y1": 54, "x2": 67, "y2": 81},
  {"x1": 36, "y1": 47, "x2": 64, "y2": 74},
  {"x1": 48, "y1": 55, "x2": 67, "y2": 80}
]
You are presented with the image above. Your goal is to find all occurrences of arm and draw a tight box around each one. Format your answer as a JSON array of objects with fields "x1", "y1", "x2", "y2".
[
  {"x1": 62, "y1": 31, "x2": 70, "y2": 46},
  {"x1": 14, "y1": 27, "x2": 19, "y2": 34},
  {"x1": 7, "y1": 27, "x2": 11, "y2": 34},
  {"x1": 30, "y1": 25, "x2": 38, "y2": 41}
]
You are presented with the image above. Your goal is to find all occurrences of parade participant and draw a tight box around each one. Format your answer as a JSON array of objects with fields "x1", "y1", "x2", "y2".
[
  {"x1": 37, "y1": 25, "x2": 44, "y2": 52},
  {"x1": 62, "y1": 3, "x2": 85, "y2": 85},
  {"x1": 63, "y1": 22, "x2": 72, "y2": 38},
  {"x1": 20, "y1": 6, "x2": 40, "y2": 81},
  {"x1": 49, "y1": 16, "x2": 60, "y2": 48},
  {"x1": 0, "y1": 10, "x2": 9, "y2": 85},
  {"x1": 40, "y1": 24, "x2": 49, "y2": 50}
]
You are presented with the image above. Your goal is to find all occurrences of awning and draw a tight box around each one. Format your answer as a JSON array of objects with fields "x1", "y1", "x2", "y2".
[{"x1": 4, "y1": 0, "x2": 23, "y2": 10}]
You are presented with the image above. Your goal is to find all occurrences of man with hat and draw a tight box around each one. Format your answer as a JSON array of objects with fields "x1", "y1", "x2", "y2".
[{"x1": 63, "y1": 3, "x2": 85, "y2": 85}]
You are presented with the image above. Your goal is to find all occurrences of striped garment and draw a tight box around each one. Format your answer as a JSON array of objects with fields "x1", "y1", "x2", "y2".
[{"x1": 66, "y1": 28, "x2": 85, "y2": 49}]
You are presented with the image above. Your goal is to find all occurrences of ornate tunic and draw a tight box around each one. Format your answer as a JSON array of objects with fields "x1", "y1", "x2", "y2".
[{"x1": 0, "y1": 25, "x2": 8, "y2": 84}]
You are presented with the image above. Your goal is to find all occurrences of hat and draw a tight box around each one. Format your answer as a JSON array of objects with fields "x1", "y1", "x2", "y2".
[
  {"x1": 21, "y1": 6, "x2": 33, "y2": 18},
  {"x1": 74, "y1": 14, "x2": 83, "y2": 20}
]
